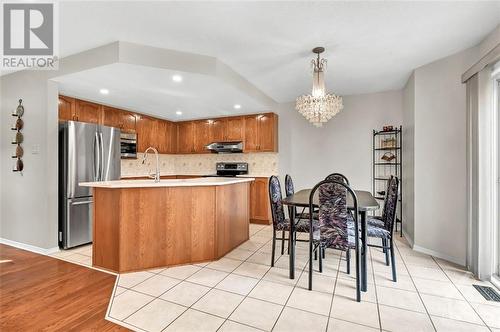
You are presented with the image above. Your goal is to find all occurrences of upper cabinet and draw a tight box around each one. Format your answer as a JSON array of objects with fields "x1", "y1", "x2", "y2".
[
  {"x1": 244, "y1": 113, "x2": 278, "y2": 152},
  {"x1": 75, "y1": 99, "x2": 102, "y2": 124},
  {"x1": 102, "y1": 106, "x2": 136, "y2": 133},
  {"x1": 224, "y1": 117, "x2": 245, "y2": 141},
  {"x1": 137, "y1": 116, "x2": 176, "y2": 154},
  {"x1": 58, "y1": 96, "x2": 102, "y2": 124},
  {"x1": 58, "y1": 95, "x2": 278, "y2": 154},
  {"x1": 194, "y1": 120, "x2": 211, "y2": 153},
  {"x1": 136, "y1": 115, "x2": 154, "y2": 152},
  {"x1": 58, "y1": 95, "x2": 76, "y2": 121},
  {"x1": 177, "y1": 121, "x2": 195, "y2": 154}
]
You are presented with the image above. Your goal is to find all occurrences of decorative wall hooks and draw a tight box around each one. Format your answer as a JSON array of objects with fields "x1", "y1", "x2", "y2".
[{"x1": 11, "y1": 99, "x2": 24, "y2": 174}]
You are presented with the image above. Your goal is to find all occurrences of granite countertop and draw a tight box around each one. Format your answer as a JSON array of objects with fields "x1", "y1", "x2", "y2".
[{"x1": 80, "y1": 177, "x2": 255, "y2": 188}]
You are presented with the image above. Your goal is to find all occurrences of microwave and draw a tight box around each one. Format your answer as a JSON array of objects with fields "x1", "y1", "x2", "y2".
[{"x1": 120, "y1": 132, "x2": 137, "y2": 159}]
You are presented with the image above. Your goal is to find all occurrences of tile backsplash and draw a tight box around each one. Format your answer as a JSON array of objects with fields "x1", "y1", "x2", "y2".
[{"x1": 121, "y1": 153, "x2": 278, "y2": 177}]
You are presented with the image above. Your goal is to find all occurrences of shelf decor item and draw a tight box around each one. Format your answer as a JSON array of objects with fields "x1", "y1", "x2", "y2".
[
  {"x1": 11, "y1": 99, "x2": 24, "y2": 175},
  {"x1": 295, "y1": 47, "x2": 343, "y2": 127},
  {"x1": 372, "y1": 126, "x2": 402, "y2": 236}
]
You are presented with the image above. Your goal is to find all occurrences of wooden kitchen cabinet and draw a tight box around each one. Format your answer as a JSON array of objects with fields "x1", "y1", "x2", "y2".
[
  {"x1": 209, "y1": 119, "x2": 225, "y2": 142},
  {"x1": 75, "y1": 99, "x2": 102, "y2": 124},
  {"x1": 177, "y1": 121, "x2": 195, "y2": 154},
  {"x1": 250, "y1": 177, "x2": 271, "y2": 224},
  {"x1": 58, "y1": 95, "x2": 278, "y2": 155},
  {"x1": 225, "y1": 117, "x2": 245, "y2": 141},
  {"x1": 136, "y1": 115, "x2": 158, "y2": 152},
  {"x1": 58, "y1": 95, "x2": 76, "y2": 121},
  {"x1": 156, "y1": 120, "x2": 177, "y2": 154},
  {"x1": 156, "y1": 119, "x2": 169, "y2": 154},
  {"x1": 194, "y1": 120, "x2": 211, "y2": 153},
  {"x1": 102, "y1": 106, "x2": 136, "y2": 133},
  {"x1": 59, "y1": 96, "x2": 102, "y2": 124},
  {"x1": 166, "y1": 121, "x2": 177, "y2": 154},
  {"x1": 244, "y1": 113, "x2": 278, "y2": 152}
]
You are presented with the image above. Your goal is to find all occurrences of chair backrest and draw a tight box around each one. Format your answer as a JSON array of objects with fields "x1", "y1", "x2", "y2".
[
  {"x1": 268, "y1": 175, "x2": 286, "y2": 230},
  {"x1": 325, "y1": 173, "x2": 350, "y2": 186},
  {"x1": 309, "y1": 179, "x2": 359, "y2": 251},
  {"x1": 381, "y1": 176, "x2": 399, "y2": 232},
  {"x1": 284, "y1": 174, "x2": 294, "y2": 197}
]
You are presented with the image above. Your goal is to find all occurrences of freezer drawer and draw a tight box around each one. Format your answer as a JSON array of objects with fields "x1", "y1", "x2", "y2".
[{"x1": 63, "y1": 197, "x2": 93, "y2": 249}]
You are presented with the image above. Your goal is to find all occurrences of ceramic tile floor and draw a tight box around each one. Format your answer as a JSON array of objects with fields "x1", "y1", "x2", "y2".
[
  {"x1": 49, "y1": 243, "x2": 93, "y2": 267},
  {"x1": 105, "y1": 224, "x2": 500, "y2": 332},
  {"x1": 53, "y1": 224, "x2": 500, "y2": 332}
]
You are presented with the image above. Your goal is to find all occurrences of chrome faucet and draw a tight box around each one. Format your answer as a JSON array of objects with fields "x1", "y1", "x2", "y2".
[{"x1": 141, "y1": 147, "x2": 160, "y2": 182}]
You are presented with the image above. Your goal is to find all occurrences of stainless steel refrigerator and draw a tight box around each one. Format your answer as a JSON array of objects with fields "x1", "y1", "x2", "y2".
[{"x1": 59, "y1": 121, "x2": 121, "y2": 249}]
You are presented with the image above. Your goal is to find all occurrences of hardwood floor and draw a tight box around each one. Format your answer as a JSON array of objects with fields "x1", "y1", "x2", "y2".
[{"x1": 0, "y1": 244, "x2": 128, "y2": 331}]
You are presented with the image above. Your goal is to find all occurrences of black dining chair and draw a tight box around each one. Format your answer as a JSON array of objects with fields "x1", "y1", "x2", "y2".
[
  {"x1": 325, "y1": 173, "x2": 350, "y2": 185},
  {"x1": 308, "y1": 179, "x2": 361, "y2": 302},
  {"x1": 268, "y1": 176, "x2": 311, "y2": 267},
  {"x1": 366, "y1": 176, "x2": 399, "y2": 282}
]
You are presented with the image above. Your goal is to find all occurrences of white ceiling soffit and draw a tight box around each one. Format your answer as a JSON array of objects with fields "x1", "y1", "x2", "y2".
[
  {"x1": 57, "y1": 1, "x2": 500, "y2": 101},
  {"x1": 52, "y1": 42, "x2": 277, "y2": 121}
]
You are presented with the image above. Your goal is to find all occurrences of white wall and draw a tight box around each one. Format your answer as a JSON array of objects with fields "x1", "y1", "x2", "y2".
[
  {"x1": 412, "y1": 48, "x2": 477, "y2": 265},
  {"x1": 402, "y1": 73, "x2": 415, "y2": 244},
  {"x1": 0, "y1": 43, "x2": 121, "y2": 251},
  {"x1": 0, "y1": 71, "x2": 55, "y2": 249},
  {"x1": 277, "y1": 90, "x2": 403, "y2": 191}
]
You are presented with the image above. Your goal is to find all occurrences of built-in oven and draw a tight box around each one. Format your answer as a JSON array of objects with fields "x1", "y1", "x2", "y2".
[{"x1": 120, "y1": 132, "x2": 137, "y2": 159}]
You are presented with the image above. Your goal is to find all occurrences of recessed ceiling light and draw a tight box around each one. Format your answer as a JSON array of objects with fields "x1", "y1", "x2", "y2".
[
  {"x1": 99, "y1": 88, "x2": 109, "y2": 95},
  {"x1": 176, "y1": 110, "x2": 183, "y2": 115},
  {"x1": 233, "y1": 104, "x2": 241, "y2": 109},
  {"x1": 172, "y1": 75, "x2": 183, "y2": 82}
]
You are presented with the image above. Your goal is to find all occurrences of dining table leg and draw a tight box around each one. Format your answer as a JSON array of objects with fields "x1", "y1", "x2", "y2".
[
  {"x1": 289, "y1": 207, "x2": 295, "y2": 279},
  {"x1": 360, "y1": 210, "x2": 367, "y2": 292}
]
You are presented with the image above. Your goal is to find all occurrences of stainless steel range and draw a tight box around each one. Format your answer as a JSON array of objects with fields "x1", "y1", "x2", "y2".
[{"x1": 205, "y1": 162, "x2": 248, "y2": 177}]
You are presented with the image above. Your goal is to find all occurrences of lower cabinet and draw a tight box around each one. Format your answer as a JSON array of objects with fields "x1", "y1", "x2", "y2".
[{"x1": 250, "y1": 177, "x2": 271, "y2": 224}]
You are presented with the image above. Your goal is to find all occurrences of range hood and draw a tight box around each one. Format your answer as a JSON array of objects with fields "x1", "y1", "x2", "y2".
[{"x1": 206, "y1": 141, "x2": 243, "y2": 153}]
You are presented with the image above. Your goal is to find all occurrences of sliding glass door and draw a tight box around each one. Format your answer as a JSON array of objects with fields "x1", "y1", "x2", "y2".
[{"x1": 497, "y1": 77, "x2": 500, "y2": 283}]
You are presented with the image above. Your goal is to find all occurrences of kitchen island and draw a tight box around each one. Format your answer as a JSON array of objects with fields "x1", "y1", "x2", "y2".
[{"x1": 80, "y1": 177, "x2": 253, "y2": 273}]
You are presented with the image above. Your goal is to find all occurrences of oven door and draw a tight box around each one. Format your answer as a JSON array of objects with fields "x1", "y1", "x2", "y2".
[{"x1": 120, "y1": 133, "x2": 137, "y2": 159}]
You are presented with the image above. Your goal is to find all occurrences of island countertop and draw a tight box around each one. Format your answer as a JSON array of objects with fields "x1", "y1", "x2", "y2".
[{"x1": 80, "y1": 177, "x2": 254, "y2": 188}]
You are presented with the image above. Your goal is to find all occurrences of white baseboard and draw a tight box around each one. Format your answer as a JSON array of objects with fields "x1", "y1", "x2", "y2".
[
  {"x1": 491, "y1": 275, "x2": 500, "y2": 290},
  {"x1": 402, "y1": 229, "x2": 414, "y2": 247},
  {"x1": 0, "y1": 237, "x2": 59, "y2": 255},
  {"x1": 411, "y1": 243, "x2": 465, "y2": 266}
]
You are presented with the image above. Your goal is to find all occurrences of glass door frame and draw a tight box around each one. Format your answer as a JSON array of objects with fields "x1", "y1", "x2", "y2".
[{"x1": 493, "y1": 68, "x2": 500, "y2": 289}]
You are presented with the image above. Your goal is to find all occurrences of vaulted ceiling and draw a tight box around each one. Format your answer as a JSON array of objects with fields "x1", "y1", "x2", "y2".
[{"x1": 58, "y1": 1, "x2": 500, "y2": 103}]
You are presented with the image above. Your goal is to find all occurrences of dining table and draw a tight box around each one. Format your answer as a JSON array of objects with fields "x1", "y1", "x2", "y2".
[{"x1": 281, "y1": 189, "x2": 379, "y2": 292}]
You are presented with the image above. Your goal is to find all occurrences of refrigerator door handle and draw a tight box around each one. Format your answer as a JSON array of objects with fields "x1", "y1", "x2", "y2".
[
  {"x1": 99, "y1": 131, "x2": 104, "y2": 181},
  {"x1": 71, "y1": 200, "x2": 93, "y2": 206},
  {"x1": 94, "y1": 132, "x2": 100, "y2": 181}
]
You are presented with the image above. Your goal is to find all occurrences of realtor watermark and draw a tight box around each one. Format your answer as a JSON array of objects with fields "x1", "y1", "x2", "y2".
[{"x1": 1, "y1": 2, "x2": 58, "y2": 70}]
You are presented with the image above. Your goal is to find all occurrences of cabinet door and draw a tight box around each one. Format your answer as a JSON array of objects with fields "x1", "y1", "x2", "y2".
[
  {"x1": 250, "y1": 177, "x2": 271, "y2": 224},
  {"x1": 194, "y1": 120, "x2": 211, "y2": 153},
  {"x1": 75, "y1": 99, "x2": 102, "y2": 124},
  {"x1": 58, "y1": 95, "x2": 76, "y2": 121},
  {"x1": 156, "y1": 120, "x2": 169, "y2": 154},
  {"x1": 165, "y1": 121, "x2": 177, "y2": 154},
  {"x1": 177, "y1": 122, "x2": 195, "y2": 153},
  {"x1": 225, "y1": 117, "x2": 245, "y2": 141},
  {"x1": 244, "y1": 115, "x2": 259, "y2": 152},
  {"x1": 136, "y1": 115, "x2": 156, "y2": 152},
  {"x1": 102, "y1": 106, "x2": 137, "y2": 133},
  {"x1": 258, "y1": 113, "x2": 278, "y2": 152},
  {"x1": 209, "y1": 119, "x2": 225, "y2": 142},
  {"x1": 101, "y1": 106, "x2": 121, "y2": 128},
  {"x1": 121, "y1": 111, "x2": 137, "y2": 133}
]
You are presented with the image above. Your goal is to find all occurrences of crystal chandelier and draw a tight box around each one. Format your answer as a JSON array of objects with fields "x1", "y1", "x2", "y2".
[{"x1": 295, "y1": 47, "x2": 343, "y2": 127}]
